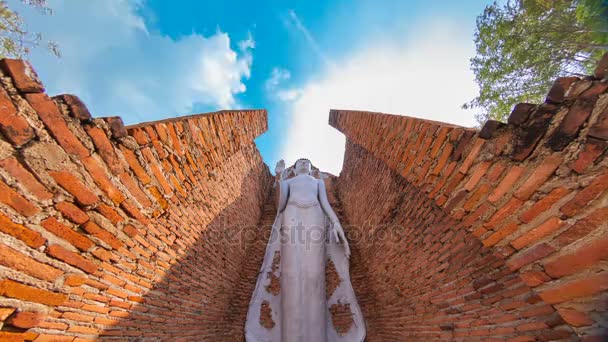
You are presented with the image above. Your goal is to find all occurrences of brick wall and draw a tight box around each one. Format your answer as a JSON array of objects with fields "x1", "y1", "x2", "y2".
[
  {"x1": 0, "y1": 59, "x2": 273, "y2": 341},
  {"x1": 2, "y1": 53, "x2": 607, "y2": 341},
  {"x1": 330, "y1": 54, "x2": 608, "y2": 340}
]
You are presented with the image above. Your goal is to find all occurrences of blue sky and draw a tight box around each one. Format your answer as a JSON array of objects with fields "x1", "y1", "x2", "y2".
[{"x1": 11, "y1": 0, "x2": 492, "y2": 174}]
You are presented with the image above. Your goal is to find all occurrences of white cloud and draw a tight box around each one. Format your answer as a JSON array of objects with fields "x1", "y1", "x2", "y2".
[
  {"x1": 280, "y1": 19, "x2": 479, "y2": 175},
  {"x1": 265, "y1": 67, "x2": 291, "y2": 89},
  {"x1": 10, "y1": 0, "x2": 253, "y2": 124},
  {"x1": 276, "y1": 89, "x2": 302, "y2": 102}
]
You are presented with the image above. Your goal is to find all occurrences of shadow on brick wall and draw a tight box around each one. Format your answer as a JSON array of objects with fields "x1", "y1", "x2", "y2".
[{"x1": 98, "y1": 169, "x2": 272, "y2": 341}]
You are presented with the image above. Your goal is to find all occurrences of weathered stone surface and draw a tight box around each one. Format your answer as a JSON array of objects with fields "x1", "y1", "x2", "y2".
[
  {"x1": 105, "y1": 116, "x2": 128, "y2": 138},
  {"x1": 450, "y1": 130, "x2": 475, "y2": 161},
  {"x1": 511, "y1": 104, "x2": 557, "y2": 161},
  {"x1": 546, "y1": 99, "x2": 595, "y2": 151},
  {"x1": 570, "y1": 137, "x2": 607, "y2": 173},
  {"x1": 0, "y1": 59, "x2": 44, "y2": 93},
  {"x1": 508, "y1": 103, "x2": 535, "y2": 126},
  {"x1": 579, "y1": 81, "x2": 608, "y2": 99},
  {"x1": 0, "y1": 87, "x2": 35, "y2": 146},
  {"x1": 546, "y1": 77, "x2": 579, "y2": 103},
  {"x1": 53, "y1": 94, "x2": 92, "y2": 121},
  {"x1": 588, "y1": 105, "x2": 608, "y2": 140},
  {"x1": 479, "y1": 120, "x2": 505, "y2": 139}
]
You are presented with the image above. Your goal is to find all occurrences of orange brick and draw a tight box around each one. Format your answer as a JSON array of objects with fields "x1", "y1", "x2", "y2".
[
  {"x1": 519, "y1": 304, "x2": 554, "y2": 318},
  {"x1": 510, "y1": 217, "x2": 565, "y2": 250},
  {"x1": 560, "y1": 170, "x2": 608, "y2": 217},
  {"x1": 118, "y1": 172, "x2": 152, "y2": 207},
  {"x1": 516, "y1": 321, "x2": 548, "y2": 331},
  {"x1": 34, "y1": 334, "x2": 75, "y2": 342},
  {"x1": 0, "y1": 279, "x2": 66, "y2": 305},
  {"x1": 485, "y1": 197, "x2": 523, "y2": 229},
  {"x1": 0, "y1": 179, "x2": 40, "y2": 216},
  {"x1": 48, "y1": 171, "x2": 98, "y2": 206},
  {"x1": 109, "y1": 310, "x2": 129, "y2": 318},
  {"x1": 0, "y1": 157, "x2": 52, "y2": 200},
  {"x1": 122, "y1": 224, "x2": 138, "y2": 238},
  {"x1": 41, "y1": 217, "x2": 94, "y2": 251},
  {"x1": 120, "y1": 146, "x2": 152, "y2": 185},
  {"x1": 544, "y1": 236, "x2": 608, "y2": 278},
  {"x1": 0, "y1": 331, "x2": 26, "y2": 342},
  {"x1": 429, "y1": 127, "x2": 450, "y2": 158},
  {"x1": 482, "y1": 221, "x2": 519, "y2": 247},
  {"x1": 81, "y1": 221, "x2": 123, "y2": 250},
  {"x1": 85, "y1": 125, "x2": 124, "y2": 173},
  {"x1": 120, "y1": 199, "x2": 146, "y2": 222},
  {"x1": 462, "y1": 203, "x2": 492, "y2": 227},
  {"x1": 486, "y1": 161, "x2": 507, "y2": 182},
  {"x1": 167, "y1": 123, "x2": 184, "y2": 155},
  {"x1": 539, "y1": 271, "x2": 608, "y2": 304},
  {"x1": 487, "y1": 166, "x2": 525, "y2": 203},
  {"x1": 38, "y1": 320, "x2": 68, "y2": 330},
  {"x1": 64, "y1": 274, "x2": 88, "y2": 287},
  {"x1": 519, "y1": 270, "x2": 551, "y2": 287},
  {"x1": 94, "y1": 316, "x2": 118, "y2": 325},
  {"x1": 47, "y1": 244, "x2": 98, "y2": 273},
  {"x1": 95, "y1": 203, "x2": 124, "y2": 225},
  {"x1": 81, "y1": 304, "x2": 110, "y2": 314},
  {"x1": 148, "y1": 186, "x2": 168, "y2": 210},
  {"x1": 143, "y1": 156, "x2": 173, "y2": 195},
  {"x1": 462, "y1": 184, "x2": 491, "y2": 211},
  {"x1": 0, "y1": 244, "x2": 63, "y2": 281},
  {"x1": 0, "y1": 87, "x2": 35, "y2": 146},
  {"x1": 557, "y1": 308, "x2": 594, "y2": 327},
  {"x1": 6, "y1": 311, "x2": 44, "y2": 328},
  {"x1": 464, "y1": 161, "x2": 491, "y2": 191},
  {"x1": 109, "y1": 299, "x2": 130, "y2": 309},
  {"x1": 24, "y1": 93, "x2": 90, "y2": 158},
  {"x1": 570, "y1": 137, "x2": 607, "y2": 173},
  {"x1": 55, "y1": 201, "x2": 89, "y2": 224},
  {"x1": 0, "y1": 212, "x2": 45, "y2": 248},
  {"x1": 0, "y1": 307, "x2": 15, "y2": 321},
  {"x1": 514, "y1": 155, "x2": 563, "y2": 200},
  {"x1": 506, "y1": 243, "x2": 555, "y2": 271},
  {"x1": 81, "y1": 156, "x2": 125, "y2": 205},
  {"x1": 555, "y1": 207, "x2": 608, "y2": 246},
  {"x1": 519, "y1": 187, "x2": 570, "y2": 223},
  {"x1": 61, "y1": 311, "x2": 95, "y2": 323},
  {"x1": 458, "y1": 138, "x2": 485, "y2": 174},
  {"x1": 128, "y1": 127, "x2": 149, "y2": 145},
  {"x1": 0, "y1": 59, "x2": 44, "y2": 93},
  {"x1": 91, "y1": 247, "x2": 113, "y2": 262},
  {"x1": 107, "y1": 287, "x2": 129, "y2": 299}
]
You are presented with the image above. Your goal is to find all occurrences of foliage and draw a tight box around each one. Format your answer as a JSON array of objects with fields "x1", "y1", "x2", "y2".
[
  {"x1": 465, "y1": 0, "x2": 608, "y2": 124},
  {"x1": 0, "y1": 0, "x2": 59, "y2": 58}
]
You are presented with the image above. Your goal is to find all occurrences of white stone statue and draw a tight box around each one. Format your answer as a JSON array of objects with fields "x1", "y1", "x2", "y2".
[{"x1": 245, "y1": 158, "x2": 366, "y2": 342}]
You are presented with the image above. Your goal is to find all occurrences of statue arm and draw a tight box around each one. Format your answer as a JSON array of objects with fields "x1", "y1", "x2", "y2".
[
  {"x1": 277, "y1": 179, "x2": 289, "y2": 213},
  {"x1": 317, "y1": 179, "x2": 339, "y2": 223},
  {"x1": 318, "y1": 179, "x2": 350, "y2": 256}
]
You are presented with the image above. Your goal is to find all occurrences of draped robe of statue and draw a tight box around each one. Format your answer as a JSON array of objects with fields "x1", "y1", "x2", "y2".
[{"x1": 245, "y1": 163, "x2": 366, "y2": 342}]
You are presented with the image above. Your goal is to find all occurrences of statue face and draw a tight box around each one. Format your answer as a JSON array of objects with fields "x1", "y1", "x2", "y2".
[{"x1": 295, "y1": 159, "x2": 311, "y2": 175}]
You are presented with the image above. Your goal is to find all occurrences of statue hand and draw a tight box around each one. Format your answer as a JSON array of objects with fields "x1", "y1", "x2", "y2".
[
  {"x1": 275, "y1": 159, "x2": 285, "y2": 175},
  {"x1": 332, "y1": 222, "x2": 351, "y2": 258}
]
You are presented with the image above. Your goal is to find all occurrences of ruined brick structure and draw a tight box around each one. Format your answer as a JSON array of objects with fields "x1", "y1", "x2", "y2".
[{"x1": 0, "y1": 55, "x2": 606, "y2": 341}]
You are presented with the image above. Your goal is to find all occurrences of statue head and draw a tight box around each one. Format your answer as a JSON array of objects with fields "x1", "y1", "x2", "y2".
[{"x1": 294, "y1": 158, "x2": 312, "y2": 175}]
